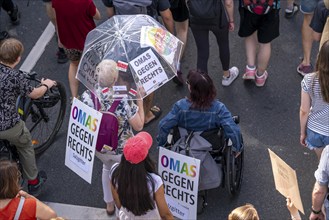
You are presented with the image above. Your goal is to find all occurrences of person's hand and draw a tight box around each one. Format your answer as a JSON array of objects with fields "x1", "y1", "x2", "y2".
[
  {"x1": 300, "y1": 134, "x2": 307, "y2": 147},
  {"x1": 41, "y1": 78, "x2": 57, "y2": 89},
  {"x1": 309, "y1": 211, "x2": 325, "y2": 220},
  {"x1": 228, "y1": 21, "x2": 234, "y2": 31},
  {"x1": 286, "y1": 197, "x2": 298, "y2": 214},
  {"x1": 136, "y1": 86, "x2": 146, "y2": 99}
]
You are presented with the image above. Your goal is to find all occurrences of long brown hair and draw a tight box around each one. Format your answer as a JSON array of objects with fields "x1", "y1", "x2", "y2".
[
  {"x1": 0, "y1": 160, "x2": 20, "y2": 199},
  {"x1": 316, "y1": 40, "x2": 329, "y2": 103}
]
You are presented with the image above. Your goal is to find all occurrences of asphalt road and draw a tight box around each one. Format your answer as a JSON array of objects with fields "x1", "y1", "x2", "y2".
[{"x1": 2, "y1": 0, "x2": 321, "y2": 219}]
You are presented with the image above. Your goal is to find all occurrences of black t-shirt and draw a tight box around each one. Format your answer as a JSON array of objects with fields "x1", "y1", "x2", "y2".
[{"x1": 103, "y1": 0, "x2": 170, "y2": 12}]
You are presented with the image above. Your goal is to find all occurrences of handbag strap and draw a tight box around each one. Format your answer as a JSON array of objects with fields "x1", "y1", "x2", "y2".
[
  {"x1": 14, "y1": 197, "x2": 25, "y2": 220},
  {"x1": 90, "y1": 91, "x2": 121, "y2": 113}
]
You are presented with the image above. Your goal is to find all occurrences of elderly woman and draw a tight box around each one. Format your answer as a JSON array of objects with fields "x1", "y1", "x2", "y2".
[
  {"x1": 157, "y1": 69, "x2": 243, "y2": 153},
  {"x1": 81, "y1": 59, "x2": 144, "y2": 215},
  {"x1": 0, "y1": 160, "x2": 57, "y2": 219}
]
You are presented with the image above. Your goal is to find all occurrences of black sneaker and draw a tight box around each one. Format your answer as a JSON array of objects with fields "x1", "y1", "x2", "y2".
[
  {"x1": 57, "y1": 49, "x2": 68, "y2": 64},
  {"x1": 0, "y1": 31, "x2": 10, "y2": 42},
  {"x1": 8, "y1": 5, "x2": 20, "y2": 25},
  {"x1": 285, "y1": 3, "x2": 299, "y2": 19},
  {"x1": 28, "y1": 171, "x2": 47, "y2": 197},
  {"x1": 173, "y1": 70, "x2": 184, "y2": 86}
]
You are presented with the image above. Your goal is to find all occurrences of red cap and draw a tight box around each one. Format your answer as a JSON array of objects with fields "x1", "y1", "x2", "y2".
[{"x1": 123, "y1": 132, "x2": 153, "y2": 164}]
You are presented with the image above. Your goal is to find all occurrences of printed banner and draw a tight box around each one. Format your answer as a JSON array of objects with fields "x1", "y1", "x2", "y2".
[
  {"x1": 268, "y1": 149, "x2": 304, "y2": 214},
  {"x1": 158, "y1": 147, "x2": 200, "y2": 220},
  {"x1": 129, "y1": 49, "x2": 167, "y2": 94},
  {"x1": 65, "y1": 98, "x2": 102, "y2": 184}
]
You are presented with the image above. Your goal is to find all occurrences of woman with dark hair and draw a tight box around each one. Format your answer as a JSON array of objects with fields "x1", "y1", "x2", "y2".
[
  {"x1": 157, "y1": 69, "x2": 243, "y2": 153},
  {"x1": 0, "y1": 160, "x2": 57, "y2": 219},
  {"x1": 110, "y1": 132, "x2": 173, "y2": 219}
]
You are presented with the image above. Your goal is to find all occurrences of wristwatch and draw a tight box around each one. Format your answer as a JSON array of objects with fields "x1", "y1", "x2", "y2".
[{"x1": 311, "y1": 207, "x2": 321, "y2": 214}]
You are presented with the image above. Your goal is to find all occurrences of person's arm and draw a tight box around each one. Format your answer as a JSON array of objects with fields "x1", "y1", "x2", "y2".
[
  {"x1": 159, "y1": 9, "x2": 175, "y2": 34},
  {"x1": 286, "y1": 197, "x2": 301, "y2": 220},
  {"x1": 154, "y1": 185, "x2": 174, "y2": 220},
  {"x1": 299, "y1": 90, "x2": 311, "y2": 147},
  {"x1": 128, "y1": 99, "x2": 144, "y2": 131},
  {"x1": 106, "y1": 7, "x2": 115, "y2": 18},
  {"x1": 313, "y1": 31, "x2": 322, "y2": 41},
  {"x1": 309, "y1": 182, "x2": 327, "y2": 220},
  {"x1": 110, "y1": 182, "x2": 122, "y2": 209},
  {"x1": 28, "y1": 78, "x2": 56, "y2": 99},
  {"x1": 93, "y1": 8, "x2": 101, "y2": 20},
  {"x1": 224, "y1": 0, "x2": 234, "y2": 31},
  {"x1": 18, "y1": 190, "x2": 57, "y2": 220}
]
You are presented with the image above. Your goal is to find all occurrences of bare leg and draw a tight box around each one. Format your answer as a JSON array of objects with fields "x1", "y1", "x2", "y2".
[
  {"x1": 301, "y1": 13, "x2": 314, "y2": 66},
  {"x1": 245, "y1": 31, "x2": 258, "y2": 67},
  {"x1": 68, "y1": 60, "x2": 80, "y2": 98},
  {"x1": 175, "y1": 20, "x2": 188, "y2": 60},
  {"x1": 314, "y1": 148, "x2": 324, "y2": 160},
  {"x1": 144, "y1": 92, "x2": 155, "y2": 124},
  {"x1": 257, "y1": 42, "x2": 271, "y2": 74}
]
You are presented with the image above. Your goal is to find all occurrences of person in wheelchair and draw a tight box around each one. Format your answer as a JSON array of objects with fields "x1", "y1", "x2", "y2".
[
  {"x1": 0, "y1": 38, "x2": 56, "y2": 196},
  {"x1": 157, "y1": 69, "x2": 243, "y2": 154}
]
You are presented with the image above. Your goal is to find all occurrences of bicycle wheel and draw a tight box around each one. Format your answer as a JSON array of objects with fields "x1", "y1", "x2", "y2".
[
  {"x1": 225, "y1": 139, "x2": 244, "y2": 196},
  {"x1": 24, "y1": 81, "x2": 67, "y2": 155}
]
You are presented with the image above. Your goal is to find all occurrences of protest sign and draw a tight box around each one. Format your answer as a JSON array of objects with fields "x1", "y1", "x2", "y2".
[
  {"x1": 129, "y1": 49, "x2": 168, "y2": 94},
  {"x1": 158, "y1": 147, "x2": 200, "y2": 220},
  {"x1": 268, "y1": 149, "x2": 304, "y2": 214},
  {"x1": 65, "y1": 98, "x2": 102, "y2": 184}
]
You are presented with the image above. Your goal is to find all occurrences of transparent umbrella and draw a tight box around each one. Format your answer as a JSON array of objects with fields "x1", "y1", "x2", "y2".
[{"x1": 77, "y1": 14, "x2": 183, "y2": 100}]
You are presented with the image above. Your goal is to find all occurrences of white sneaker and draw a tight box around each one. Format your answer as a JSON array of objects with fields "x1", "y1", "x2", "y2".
[{"x1": 222, "y1": 66, "x2": 239, "y2": 86}]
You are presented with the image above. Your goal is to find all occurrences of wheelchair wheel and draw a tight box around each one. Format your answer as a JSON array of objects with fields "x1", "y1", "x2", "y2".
[
  {"x1": 225, "y1": 140, "x2": 244, "y2": 196},
  {"x1": 24, "y1": 81, "x2": 67, "y2": 155}
]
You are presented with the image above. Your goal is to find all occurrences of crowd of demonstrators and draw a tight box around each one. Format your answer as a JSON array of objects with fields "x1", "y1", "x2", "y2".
[
  {"x1": 0, "y1": 38, "x2": 56, "y2": 197},
  {"x1": 100, "y1": 0, "x2": 175, "y2": 128},
  {"x1": 299, "y1": 40, "x2": 329, "y2": 160},
  {"x1": 81, "y1": 59, "x2": 145, "y2": 215},
  {"x1": 110, "y1": 132, "x2": 174, "y2": 220},
  {"x1": 51, "y1": 0, "x2": 101, "y2": 99},
  {"x1": 238, "y1": 0, "x2": 280, "y2": 87},
  {"x1": 0, "y1": 160, "x2": 57, "y2": 219},
  {"x1": 41, "y1": 0, "x2": 68, "y2": 64}
]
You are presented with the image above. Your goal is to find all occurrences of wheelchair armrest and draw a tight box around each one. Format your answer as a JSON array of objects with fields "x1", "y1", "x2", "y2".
[{"x1": 232, "y1": 115, "x2": 239, "y2": 124}]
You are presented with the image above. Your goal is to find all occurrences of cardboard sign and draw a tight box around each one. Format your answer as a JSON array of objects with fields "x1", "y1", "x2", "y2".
[
  {"x1": 158, "y1": 147, "x2": 200, "y2": 220},
  {"x1": 268, "y1": 149, "x2": 304, "y2": 214},
  {"x1": 129, "y1": 49, "x2": 167, "y2": 94},
  {"x1": 65, "y1": 98, "x2": 102, "y2": 184}
]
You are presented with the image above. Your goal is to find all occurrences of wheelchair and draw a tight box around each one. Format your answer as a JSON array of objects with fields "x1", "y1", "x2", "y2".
[{"x1": 165, "y1": 116, "x2": 244, "y2": 213}]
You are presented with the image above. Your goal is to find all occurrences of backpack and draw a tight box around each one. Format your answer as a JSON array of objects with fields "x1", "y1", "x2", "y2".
[
  {"x1": 113, "y1": 0, "x2": 153, "y2": 16},
  {"x1": 91, "y1": 92, "x2": 122, "y2": 152},
  {"x1": 186, "y1": 0, "x2": 224, "y2": 26},
  {"x1": 243, "y1": 0, "x2": 276, "y2": 15}
]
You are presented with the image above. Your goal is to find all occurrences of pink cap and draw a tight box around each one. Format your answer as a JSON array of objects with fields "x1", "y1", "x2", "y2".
[{"x1": 123, "y1": 132, "x2": 153, "y2": 164}]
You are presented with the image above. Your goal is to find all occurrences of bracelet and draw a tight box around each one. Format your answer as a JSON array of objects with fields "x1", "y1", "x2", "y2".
[
  {"x1": 41, "y1": 84, "x2": 49, "y2": 90},
  {"x1": 311, "y1": 207, "x2": 321, "y2": 214}
]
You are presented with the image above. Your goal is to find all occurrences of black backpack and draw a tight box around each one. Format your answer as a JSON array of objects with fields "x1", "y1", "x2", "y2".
[{"x1": 187, "y1": 0, "x2": 225, "y2": 26}]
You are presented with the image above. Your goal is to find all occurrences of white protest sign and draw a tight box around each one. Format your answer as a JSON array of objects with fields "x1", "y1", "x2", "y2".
[
  {"x1": 65, "y1": 98, "x2": 102, "y2": 184},
  {"x1": 129, "y1": 49, "x2": 167, "y2": 94},
  {"x1": 158, "y1": 147, "x2": 200, "y2": 220}
]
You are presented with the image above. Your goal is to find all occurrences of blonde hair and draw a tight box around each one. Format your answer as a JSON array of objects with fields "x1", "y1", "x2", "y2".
[
  {"x1": 0, "y1": 38, "x2": 24, "y2": 64},
  {"x1": 96, "y1": 59, "x2": 118, "y2": 88},
  {"x1": 228, "y1": 204, "x2": 259, "y2": 220}
]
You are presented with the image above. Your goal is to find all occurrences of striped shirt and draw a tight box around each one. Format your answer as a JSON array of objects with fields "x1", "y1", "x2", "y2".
[{"x1": 301, "y1": 73, "x2": 329, "y2": 136}]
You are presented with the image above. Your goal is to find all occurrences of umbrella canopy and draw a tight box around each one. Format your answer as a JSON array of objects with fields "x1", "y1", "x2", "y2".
[{"x1": 77, "y1": 14, "x2": 183, "y2": 100}]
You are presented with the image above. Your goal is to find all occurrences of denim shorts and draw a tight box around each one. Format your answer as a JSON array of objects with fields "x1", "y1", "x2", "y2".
[
  {"x1": 300, "y1": 0, "x2": 320, "y2": 14},
  {"x1": 306, "y1": 128, "x2": 329, "y2": 150}
]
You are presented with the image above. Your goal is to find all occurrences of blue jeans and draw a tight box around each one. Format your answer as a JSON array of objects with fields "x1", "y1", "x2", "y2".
[
  {"x1": 306, "y1": 128, "x2": 329, "y2": 150},
  {"x1": 300, "y1": 0, "x2": 320, "y2": 14}
]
